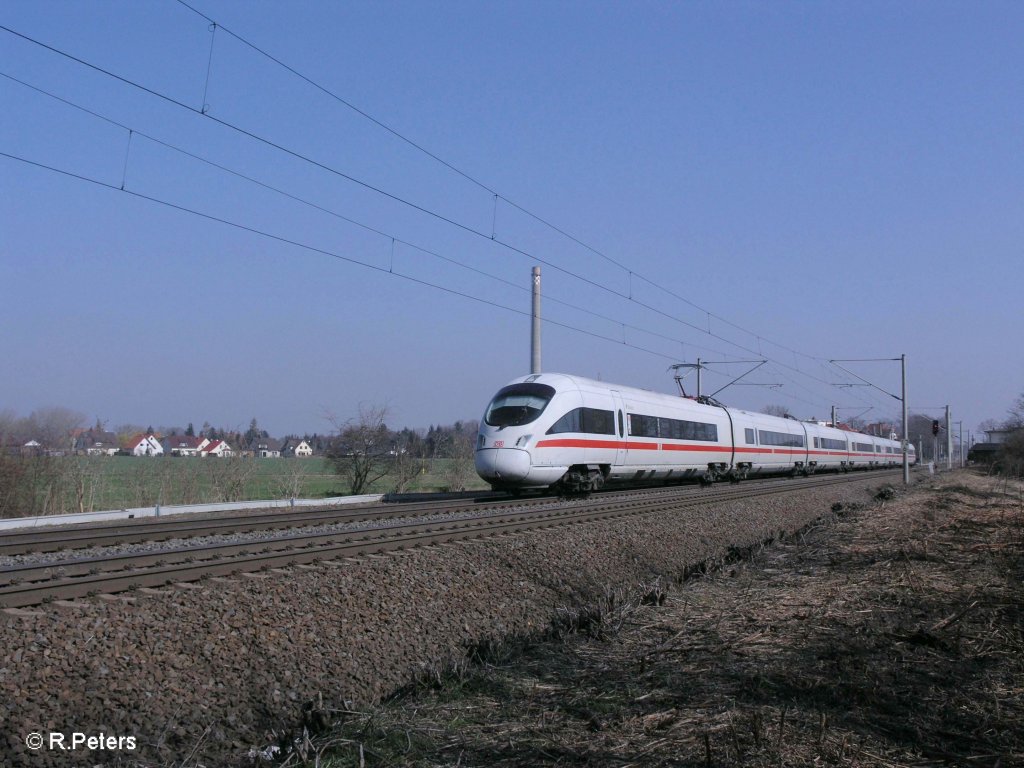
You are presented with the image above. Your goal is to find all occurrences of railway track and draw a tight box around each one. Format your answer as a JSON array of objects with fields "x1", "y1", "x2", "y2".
[
  {"x1": 0, "y1": 471, "x2": 900, "y2": 556},
  {"x1": 1, "y1": 488, "x2": 686, "y2": 556},
  {"x1": 0, "y1": 471, "x2": 901, "y2": 608},
  {"x1": 0, "y1": 484, "x2": 720, "y2": 556},
  {"x1": 0, "y1": 496, "x2": 500, "y2": 556}
]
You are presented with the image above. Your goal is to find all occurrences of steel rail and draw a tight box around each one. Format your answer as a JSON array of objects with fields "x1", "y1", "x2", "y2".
[
  {"x1": 0, "y1": 470, "x2": 897, "y2": 555},
  {"x1": 0, "y1": 485, "x2": 696, "y2": 555},
  {"x1": 0, "y1": 480, "x2": 763, "y2": 586},
  {"x1": 0, "y1": 504, "x2": 606, "y2": 586},
  {"x1": 0, "y1": 473, "x2": 868, "y2": 576},
  {"x1": 0, "y1": 496, "x2": 502, "y2": 556},
  {"x1": 0, "y1": 470, "x2": 901, "y2": 609}
]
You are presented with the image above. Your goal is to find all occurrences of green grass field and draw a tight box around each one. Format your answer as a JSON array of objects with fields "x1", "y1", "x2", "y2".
[{"x1": 20, "y1": 455, "x2": 488, "y2": 516}]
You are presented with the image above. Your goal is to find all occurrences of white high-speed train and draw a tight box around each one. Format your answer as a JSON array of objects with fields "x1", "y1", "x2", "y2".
[{"x1": 475, "y1": 373, "x2": 914, "y2": 494}]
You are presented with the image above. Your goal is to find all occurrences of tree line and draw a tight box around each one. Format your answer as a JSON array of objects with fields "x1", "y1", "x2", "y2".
[
  {"x1": 0, "y1": 404, "x2": 481, "y2": 517},
  {"x1": 324, "y1": 405, "x2": 478, "y2": 495}
]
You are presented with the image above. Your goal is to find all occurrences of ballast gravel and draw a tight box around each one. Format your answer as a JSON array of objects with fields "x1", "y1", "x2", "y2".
[
  {"x1": 0, "y1": 477, "x2": 899, "y2": 767},
  {"x1": 0, "y1": 500, "x2": 571, "y2": 569}
]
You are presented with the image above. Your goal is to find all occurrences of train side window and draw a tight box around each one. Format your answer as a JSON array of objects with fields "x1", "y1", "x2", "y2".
[
  {"x1": 547, "y1": 409, "x2": 580, "y2": 434},
  {"x1": 618, "y1": 410, "x2": 624, "y2": 438},
  {"x1": 745, "y1": 428, "x2": 756, "y2": 445},
  {"x1": 547, "y1": 408, "x2": 615, "y2": 435},
  {"x1": 628, "y1": 414, "x2": 659, "y2": 438},
  {"x1": 758, "y1": 430, "x2": 805, "y2": 448},
  {"x1": 628, "y1": 413, "x2": 717, "y2": 441},
  {"x1": 581, "y1": 408, "x2": 615, "y2": 435}
]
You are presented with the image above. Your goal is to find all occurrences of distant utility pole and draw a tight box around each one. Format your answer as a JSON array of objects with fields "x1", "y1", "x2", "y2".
[
  {"x1": 831, "y1": 405, "x2": 874, "y2": 430},
  {"x1": 945, "y1": 405, "x2": 953, "y2": 471},
  {"x1": 829, "y1": 354, "x2": 909, "y2": 485},
  {"x1": 531, "y1": 266, "x2": 541, "y2": 375},
  {"x1": 903, "y1": 354, "x2": 908, "y2": 484}
]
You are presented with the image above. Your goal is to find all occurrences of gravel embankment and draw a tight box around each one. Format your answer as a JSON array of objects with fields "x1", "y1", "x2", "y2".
[
  {"x1": 301, "y1": 470, "x2": 1022, "y2": 767},
  {"x1": 0, "y1": 476, "x2": 900, "y2": 767}
]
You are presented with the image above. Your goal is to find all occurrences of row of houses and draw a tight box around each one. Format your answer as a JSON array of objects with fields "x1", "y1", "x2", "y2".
[{"x1": 72, "y1": 430, "x2": 315, "y2": 458}]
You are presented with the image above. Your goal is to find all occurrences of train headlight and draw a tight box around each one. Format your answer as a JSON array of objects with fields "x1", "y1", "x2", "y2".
[{"x1": 516, "y1": 434, "x2": 532, "y2": 447}]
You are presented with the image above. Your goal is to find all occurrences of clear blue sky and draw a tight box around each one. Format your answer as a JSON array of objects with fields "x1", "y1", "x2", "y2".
[{"x1": 2, "y1": 1, "x2": 1021, "y2": 440}]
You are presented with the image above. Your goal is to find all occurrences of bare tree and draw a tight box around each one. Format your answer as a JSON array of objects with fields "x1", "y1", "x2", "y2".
[
  {"x1": 114, "y1": 424, "x2": 147, "y2": 452},
  {"x1": 436, "y1": 420, "x2": 479, "y2": 493},
  {"x1": 995, "y1": 390, "x2": 1024, "y2": 477},
  {"x1": 0, "y1": 409, "x2": 18, "y2": 445},
  {"x1": 207, "y1": 456, "x2": 257, "y2": 502},
  {"x1": 1007, "y1": 392, "x2": 1024, "y2": 429},
  {"x1": 271, "y1": 459, "x2": 310, "y2": 500},
  {"x1": 845, "y1": 416, "x2": 868, "y2": 432},
  {"x1": 977, "y1": 418, "x2": 1001, "y2": 434},
  {"x1": 63, "y1": 457, "x2": 104, "y2": 513},
  {"x1": 326, "y1": 404, "x2": 393, "y2": 495},
  {"x1": 29, "y1": 407, "x2": 85, "y2": 452},
  {"x1": 761, "y1": 404, "x2": 792, "y2": 419},
  {"x1": 389, "y1": 448, "x2": 425, "y2": 494},
  {"x1": 0, "y1": 454, "x2": 35, "y2": 517},
  {"x1": 177, "y1": 461, "x2": 201, "y2": 505}
]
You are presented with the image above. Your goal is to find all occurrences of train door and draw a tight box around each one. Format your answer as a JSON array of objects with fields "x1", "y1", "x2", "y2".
[{"x1": 609, "y1": 390, "x2": 627, "y2": 467}]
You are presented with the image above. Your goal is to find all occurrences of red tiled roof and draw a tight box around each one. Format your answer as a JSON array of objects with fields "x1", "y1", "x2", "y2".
[{"x1": 165, "y1": 436, "x2": 203, "y2": 449}]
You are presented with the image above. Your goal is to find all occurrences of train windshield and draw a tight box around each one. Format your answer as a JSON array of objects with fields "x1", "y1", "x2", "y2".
[{"x1": 485, "y1": 383, "x2": 556, "y2": 428}]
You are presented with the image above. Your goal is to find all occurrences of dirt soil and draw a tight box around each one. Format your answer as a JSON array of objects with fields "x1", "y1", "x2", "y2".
[{"x1": 285, "y1": 471, "x2": 1024, "y2": 767}]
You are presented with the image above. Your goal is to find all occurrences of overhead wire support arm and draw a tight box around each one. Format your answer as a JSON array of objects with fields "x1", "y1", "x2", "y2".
[
  {"x1": 829, "y1": 404, "x2": 875, "y2": 429},
  {"x1": 828, "y1": 358, "x2": 902, "y2": 401},
  {"x1": 829, "y1": 355, "x2": 910, "y2": 485},
  {"x1": 706, "y1": 359, "x2": 768, "y2": 399},
  {"x1": 670, "y1": 359, "x2": 768, "y2": 399}
]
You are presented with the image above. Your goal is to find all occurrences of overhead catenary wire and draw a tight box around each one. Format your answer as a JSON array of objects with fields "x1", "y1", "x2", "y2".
[
  {"x1": 171, "y1": 0, "x2": 833, "y2": 368},
  {"x1": 0, "y1": 22, "x2": 853, "y2": 387},
  {"x1": 0, "y1": 21, "x2": 901, "y2": 417},
  {"x1": 0, "y1": 22, "x2": 763, "y2": 357},
  {"x1": 0, "y1": 69, "x2": 733, "y2": 363},
  {"x1": 0, "y1": 149, "x2": 690, "y2": 365},
  {"x1": 170, "y1": 0, "x2": 831, "y2": 368}
]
